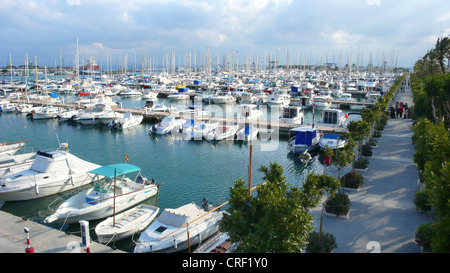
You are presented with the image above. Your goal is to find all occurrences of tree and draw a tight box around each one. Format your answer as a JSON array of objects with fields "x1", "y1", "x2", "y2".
[
  {"x1": 219, "y1": 162, "x2": 338, "y2": 253},
  {"x1": 347, "y1": 120, "x2": 371, "y2": 163},
  {"x1": 434, "y1": 37, "x2": 450, "y2": 74}
]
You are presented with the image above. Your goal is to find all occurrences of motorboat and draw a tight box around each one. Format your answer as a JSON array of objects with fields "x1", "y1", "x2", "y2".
[
  {"x1": 344, "y1": 112, "x2": 362, "y2": 128},
  {"x1": 95, "y1": 204, "x2": 160, "y2": 244},
  {"x1": 319, "y1": 134, "x2": 347, "y2": 150},
  {"x1": 149, "y1": 116, "x2": 186, "y2": 135},
  {"x1": 44, "y1": 163, "x2": 159, "y2": 224},
  {"x1": 0, "y1": 152, "x2": 36, "y2": 179},
  {"x1": 0, "y1": 140, "x2": 27, "y2": 163},
  {"x1": 31, "y1": 105, "x2": 61, "y2": 120},
  {"x1": 15, "y1": 103, "x2": 34, "y2": 113},
  {"x1": 288, "y1": 127, "x2": 322, "y2": 154},
  {"x1": 120, "y1": 89, "x2": 142, "y2": 98},
  {"x1": 279, "y1": 106, "x2": 304, "y2": 124},
  {"x1": 143, "y1": 101, "x2": 177, "y2": 113},
  {"x1": 141, "y1": 90, "x2": 158, "y2": 100},
  {"x1": 134, "y1": 199, "x2": 224, "y2": 253},
  {"x1": 98, "y1": 110, "x2": 125, "y2": 125},
  {"x1": 167, "y1": 88, "x2": 191, "y2": 100},
  {"x1": 76, "y1": 103, "x2": 116, "y2": 125},
  {"x1": 205, "y1": 125, "x2": 238, "y2": 141},
  {"x1": 108, "y1": 112, "x2": 143, "y2": 130},
  {"x1": 235, "y1": 125, "x2": 258, "y2": 142},
  {"x1": 266, "y1": 89, "x2": 290, "y2": 108},
  {"x1": 182, "y1": 120, "x2": 219, "y2": 140},
  {"x1": 365, "y1": 92, "x2": 382, "y2": 104},
  {"x1": 57, "y1": 108, "x2": 82, "y2": 122},
  {"x1": 0, "y1": 144, "x2": 101, "y2": 202},
  {"x1": 313, "y1": 90, "x2": 332, "y2": 110},
  {"x1": 211, "y1": 91, "x2": 236, "y2": 104},
  {"x1": 317, "y1": 109, "x2": 347, "y2": 128},
  {"x1": 236, "y1": 104, "x2": 263, "y2": 122}
]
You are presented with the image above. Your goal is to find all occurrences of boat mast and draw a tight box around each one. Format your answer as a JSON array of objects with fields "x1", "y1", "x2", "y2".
[
  {"x1": 248, "y1": 122, "x2": 253, "y2": 196},
  {"x1": 113, "y1": 168, "x2": 116, "y2": 227}
]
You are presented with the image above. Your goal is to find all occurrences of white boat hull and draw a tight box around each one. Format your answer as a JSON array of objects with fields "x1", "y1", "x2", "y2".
[
  {"x1": 45, "y1": 185, "x2": 158, "y2": 224},
  {"x1": 95, "y1": 204, "x2": 160, "y2": 244},
  {"x1": 0, "y1": 173, "x2": 97, "y2": 202}
]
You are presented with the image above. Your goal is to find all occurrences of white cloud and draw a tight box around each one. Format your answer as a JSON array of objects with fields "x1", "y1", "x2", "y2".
[{"x1": 67, "y1": 0, "x2": 81, "y2": 5}]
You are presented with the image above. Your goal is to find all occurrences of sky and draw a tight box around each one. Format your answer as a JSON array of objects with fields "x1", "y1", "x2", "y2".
[{"x1": 1, "y1": 0, "x2": 450, "y2": 69}]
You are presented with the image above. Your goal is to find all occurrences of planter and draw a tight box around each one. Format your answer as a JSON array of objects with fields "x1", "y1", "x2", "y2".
[
  {"x1": 324, "y1": 208, "x2": 350, "y2": 219},
  {"x1": 324, "y1": 192, "x2": 351, "y2": 219}
]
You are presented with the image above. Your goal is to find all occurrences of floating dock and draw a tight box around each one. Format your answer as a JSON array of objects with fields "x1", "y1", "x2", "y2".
[{"x1": 12, "y1": 99, "x2": 350, "y2": 135}]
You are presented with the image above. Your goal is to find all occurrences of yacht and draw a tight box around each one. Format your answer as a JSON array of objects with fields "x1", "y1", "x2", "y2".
[
  {"x1": 266, "y1": 89, "x2": 290, "y2": 108},
  {"x1": 319, "y1": 134, "x2": 347, "y2": 150},
  {"x1": 237, "y1": 104, "x2": 263, "y2": 122},
  {"x1": 313, "y1": 90, "x2": 332, "y2": 110},
  {"x1": 0, "y1": 144, "x2": 101, "y2": 202},
  {"x1": 279, "y1": 106, "x2": 304, "y2": 124},
  {"x1": 76, "y1": 103, "x2": 117, "y2": 125},
  {"x1": 108, "y1": 113, "x2": 143, "y2": 130},
  {"x1": 149, "y1": 116, "x2": 186, "y2": 135},
  {"x1": 211, "y1": 91, "x2": 236, "y2": 104},
  {"x1": 134, "y1": 199, "x2": 224, "y2": 253},
  {"x1": 317, "y1": 109, "x2": 347, "y2": 128}
]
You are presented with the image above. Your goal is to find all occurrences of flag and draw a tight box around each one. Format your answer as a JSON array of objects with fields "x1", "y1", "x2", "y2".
[{"x1": 125, "y1": 154, "x2": 129, "y2": 162}]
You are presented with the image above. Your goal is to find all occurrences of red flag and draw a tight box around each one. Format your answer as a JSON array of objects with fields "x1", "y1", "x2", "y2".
[{"x1": 125, "y1": 154, "x2": 129, "y2": 162}]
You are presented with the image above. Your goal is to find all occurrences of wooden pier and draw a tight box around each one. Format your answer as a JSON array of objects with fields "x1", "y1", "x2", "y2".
[{"x1": 12, "y1": 99, "x2": 350, "y2": 135}]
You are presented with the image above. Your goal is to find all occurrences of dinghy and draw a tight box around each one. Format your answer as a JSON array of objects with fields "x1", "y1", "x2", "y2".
[{"x1": 95, "y1": 204, "x2": 160, "y2": 244}]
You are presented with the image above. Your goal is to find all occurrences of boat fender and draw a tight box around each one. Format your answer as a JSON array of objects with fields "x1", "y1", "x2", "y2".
[
  {"x1": 173, "y1": 239, "x2": 177, "y2": 250},
  {"x1": 35, "y1": 183, "x2": 39, "y2": 195}
]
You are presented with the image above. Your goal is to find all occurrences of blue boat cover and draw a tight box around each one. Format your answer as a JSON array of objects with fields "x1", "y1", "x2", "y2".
[
  {"x1": 322, "y1": 134, "x2": 340, "y2": 139},
  {"x1": 89, "y1": 163, "x2": 141, "y2": 178},
  {"x1": 295, "y1": 130, "x2": 316, "y2": 146},
  {"x1": 49, "y1": 92, "x2": 59, "y2": 98}
]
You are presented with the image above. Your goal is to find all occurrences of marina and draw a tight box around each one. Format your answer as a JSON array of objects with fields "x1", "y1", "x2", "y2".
[{"x1": 1, "y1": 68, "x2": 400, "y2": 253}]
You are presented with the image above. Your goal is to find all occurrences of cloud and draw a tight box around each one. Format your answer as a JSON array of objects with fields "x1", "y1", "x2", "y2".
[{"x1": 67, "y1": 0, "x2": 81, "y2": 5}]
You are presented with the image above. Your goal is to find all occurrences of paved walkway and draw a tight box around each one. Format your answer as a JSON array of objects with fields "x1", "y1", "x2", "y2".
[
  {"x1": 0, "y1": 210, "x2": 124, "y2": 253},
  {"x1": 312, "y1": 74, "x2": 433, "y2": 253}
]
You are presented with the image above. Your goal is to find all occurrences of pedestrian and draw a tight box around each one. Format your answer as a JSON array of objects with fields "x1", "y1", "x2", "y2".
[
  {"x1": 399, "y1": 106, "x2": 404, "y2": 118},
  {"x1": 390, "y1": 106, "x2": 396, "y2": 118},
  {"x1": 396, "y1": 106, "x2": 400, "y2": 118}
]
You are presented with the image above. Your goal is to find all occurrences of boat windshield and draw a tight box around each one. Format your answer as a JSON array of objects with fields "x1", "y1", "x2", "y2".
[{"x1": 93, "y1": 179, "x2": 113, "y2": 194}]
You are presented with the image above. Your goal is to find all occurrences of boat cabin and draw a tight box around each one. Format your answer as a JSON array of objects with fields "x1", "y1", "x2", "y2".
[{"x1": 318, "y1": 109, "x2": 346, "y2": 127}]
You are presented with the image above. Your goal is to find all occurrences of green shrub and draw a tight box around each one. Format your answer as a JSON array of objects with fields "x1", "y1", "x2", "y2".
[
  {"x1": 325, "y1": 192, "x2": 351, "y2": 216},
  {"x1": 306, "y1": 231, "x2": 337, "y2": 253},
  {"x1": 362, "y1": 144, "x2": 373, "y2": 157},
  {"x1": 414, "y1": 190, "x2": 432, "y2": 212},
  {"x1": 373, "y1": 130, "x2": 382, "y2": 138},
  {"x1": 341, "y1": 171, "x2": 364, "y2": 189},
  {"x1": 366, "y1": 137, "x2": 378, "y2": 146},
  {"x1": 354, "y1": 158, "x2": 369, "y2": 169},
  {"x1": 415, "y1": 222, "x2": 435, "y2": 253}
]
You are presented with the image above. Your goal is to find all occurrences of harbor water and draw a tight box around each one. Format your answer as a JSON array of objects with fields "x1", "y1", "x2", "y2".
[{"x1": 0, "y1": 94, "x2": 354, "y2": 252}]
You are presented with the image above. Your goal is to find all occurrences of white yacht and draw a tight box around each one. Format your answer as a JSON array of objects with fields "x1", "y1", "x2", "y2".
[
  {"x1": 237, "y1": 104, "x2": 263, "y2": 122},
  {"x1": 149, "y1": 116, "x2": 186, "y2": 135},
  {"x1": 279, "y1": 106, "x2": 304, "y2": 124},
  {"x1": 108, "y1": 113, "x2": 143, "y2": 130},
  {"x1": 266, "y1": 89, "x2": 290, "y2": 108},
  {"x1": 31, "y1": 105, "x2": 61, "y2": 120},
  {"x1": 317, "y1": 109, "x2": 347, "y2": 128},
  {"x1": 211, "y1": 91, "x2": 236, "y2": 104},
  {"x1": 0, "y1": 144, "x2": 101, "y2": 202},
  {"x1": 44, "y1": 163, "x2": 159, "y2": 224},
  {"x1": 134, "y1": 200, "x2": 224, "y2": 253},
  {"x1": 76, "y1": 103, "x2": 116, "y2": 125}
]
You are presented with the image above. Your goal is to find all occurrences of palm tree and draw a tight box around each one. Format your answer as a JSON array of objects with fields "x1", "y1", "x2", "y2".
[{"x1": 434, "y1": 37, "x2": 450, "y2": 74}]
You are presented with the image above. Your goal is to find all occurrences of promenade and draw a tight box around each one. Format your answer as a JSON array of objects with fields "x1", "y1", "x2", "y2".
[{"x1": 313, "y1": 74, "x2": 433, "y2": 253}]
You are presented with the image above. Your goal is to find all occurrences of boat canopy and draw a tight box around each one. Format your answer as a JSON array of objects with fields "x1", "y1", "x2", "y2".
[
  {"x1": 291, "y1": 127, "x2": 317, "y2": 146},
  {"x1": 322, "y1": 134, "x2": 340, "y2": 140},
  {"x1": 89, "y1": 163, "x2": 141, "y2": 178}
]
